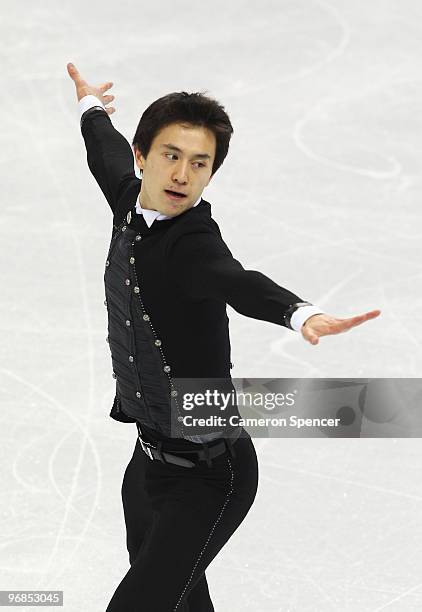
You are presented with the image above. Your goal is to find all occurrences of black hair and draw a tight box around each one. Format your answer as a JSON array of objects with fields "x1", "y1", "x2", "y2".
[{"x1": 132, "y1": 91, "x2": 234, "y2": 176}]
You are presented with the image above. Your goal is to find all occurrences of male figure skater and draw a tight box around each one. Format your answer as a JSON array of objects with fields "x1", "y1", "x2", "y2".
[{"x1": 67, "y1": 62, "x2": 380, "y2": 612}]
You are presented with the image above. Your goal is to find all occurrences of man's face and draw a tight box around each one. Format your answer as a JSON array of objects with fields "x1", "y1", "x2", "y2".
[{"x1": 133, "y1": 122, "x2": 216, "y2": 217}]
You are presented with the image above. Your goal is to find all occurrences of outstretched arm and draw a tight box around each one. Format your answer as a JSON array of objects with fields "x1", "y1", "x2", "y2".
[
  {"x1": 168, "y1": 230, "x2": 325, "y2": 332},
  {"x1": 168, "y1": 230, "x2": 381, "y2": 342},
  {"x1": 67, "y1": 62, "x2": 139, "y2": 214}
]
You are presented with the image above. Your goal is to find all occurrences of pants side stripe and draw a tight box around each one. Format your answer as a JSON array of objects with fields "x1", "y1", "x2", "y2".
[{"x1": 172, "y1": 457, "x2": 235, "y2": 611}]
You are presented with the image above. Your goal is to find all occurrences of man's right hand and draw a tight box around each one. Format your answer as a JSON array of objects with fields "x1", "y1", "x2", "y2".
[{"x1": 66, "y1": 62, "x2": 116, "y2": 115}]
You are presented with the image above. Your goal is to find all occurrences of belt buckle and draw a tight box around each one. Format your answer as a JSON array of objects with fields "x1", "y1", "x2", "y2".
[{"x1": 139, "y1": 435, "x2": 154, "y2": 460}]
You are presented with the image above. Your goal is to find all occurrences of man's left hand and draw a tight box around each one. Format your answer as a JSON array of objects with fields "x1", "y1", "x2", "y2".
[{"x1": 301, "y1": 309, "x2": 381, "y2": 345}]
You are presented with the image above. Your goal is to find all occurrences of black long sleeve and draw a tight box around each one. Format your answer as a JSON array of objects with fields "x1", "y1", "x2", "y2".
[
  {"x1": 168, "y1": 230, "x2": 304, "y2": 327},
  {"x1": 80, "y1": 108, "x2": 140, "y2": 215}
]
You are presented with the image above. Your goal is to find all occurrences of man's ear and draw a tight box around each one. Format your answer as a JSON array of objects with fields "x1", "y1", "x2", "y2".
[{"x1": 133, "y1": 146, "x2": 145, "y2": 170}]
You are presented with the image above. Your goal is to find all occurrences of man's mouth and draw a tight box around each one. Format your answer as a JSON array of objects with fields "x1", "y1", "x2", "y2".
[{"x1": 164, "y1": 189, "x2": 187, "y2": 200}]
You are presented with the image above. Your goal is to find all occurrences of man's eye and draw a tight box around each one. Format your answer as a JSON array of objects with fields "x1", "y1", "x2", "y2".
[{"x1": 165, "y1": 154, "x2": 205, "y2": 168}]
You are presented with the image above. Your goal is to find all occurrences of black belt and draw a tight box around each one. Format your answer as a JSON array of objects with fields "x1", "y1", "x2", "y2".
[{"x1": 136, "y1": 424, "x2": 243, "y2": 468}]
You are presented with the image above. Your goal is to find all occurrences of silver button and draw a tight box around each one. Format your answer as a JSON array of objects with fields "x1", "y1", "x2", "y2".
[
  {"x1": 135, "y1": 235, "x2": 142, "y2": 241},
  {"x1": 129, "y1": 355, "x2": 134, "y2": 362},
  {"x1": 126, "y1": 210, "x2": 132, "y2": 224},
  {"x1": 105, "y1": 260, "x2": 110, "y2": 267},
  {"x1": 154, "y1": 339, "x2": 162, "y2": 346},
  {"x1": 122, "y1": 226, "x2": 127, "y2": 232},
  {"x1": 136, "y1": 391, "x2": 142, "y2": 398},
  {"x1": 163, "y1": 365, "x2": 171, "y2": 373},
  {"x1": 134, "y1": 286, "x2": 140, "y2": 293},
  {"x1": 129, "y1": 257, "x2": 135, "y2": 264},
  {"x1": 104, "y1": 299, "x2": 107, "y2": 307},
  {"x1": 143, "y1": 314, "x2": 150, "y2": 321},
  {"x1": 125, "y1": 279, "x2": 131, "y2": 285},
  {"x1": 171, "y1": 389, "x2": 178, "y2": 397},
  {"x1": 112, "y1": 372, "x2": 116, "y2": 379},
  {"x1": 125, "y1": 320, "x2": 131, "y2": 326}
]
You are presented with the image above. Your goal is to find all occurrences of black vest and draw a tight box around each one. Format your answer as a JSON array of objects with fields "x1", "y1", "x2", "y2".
[{"x1": 105, "y1": 197, "x2": 236, "y2": 442}]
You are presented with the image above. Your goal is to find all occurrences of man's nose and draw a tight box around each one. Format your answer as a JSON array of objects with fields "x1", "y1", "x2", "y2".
[{"x1": 172, "y1": 162, "x2": 189, "y2": 183}]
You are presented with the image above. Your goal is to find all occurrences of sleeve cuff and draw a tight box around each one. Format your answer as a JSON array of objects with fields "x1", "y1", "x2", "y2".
[
  {"x1": 78, "y1": 94, "x2": 106, "y2": 121},
  {"x1": 290, "y1": 305, "x2": 325, "y2": 332}
]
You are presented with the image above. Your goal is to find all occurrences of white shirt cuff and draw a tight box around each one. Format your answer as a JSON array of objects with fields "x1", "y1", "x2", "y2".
[
  {"x1": 78, "y1": 94, "x2": 105, "y2": 121},
  {"x1": 290, "y1": 305, "x2": 325, "y2": 332}
]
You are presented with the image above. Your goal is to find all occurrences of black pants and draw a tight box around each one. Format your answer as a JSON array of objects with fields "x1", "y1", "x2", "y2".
[{"x1": 105, "y1": 428, "x2": 259, "y2": 611}]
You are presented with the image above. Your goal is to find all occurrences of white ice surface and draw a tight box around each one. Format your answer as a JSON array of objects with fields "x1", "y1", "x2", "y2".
[{"x1": 1, "y1": 0, "x2": 422, "y2": 610}]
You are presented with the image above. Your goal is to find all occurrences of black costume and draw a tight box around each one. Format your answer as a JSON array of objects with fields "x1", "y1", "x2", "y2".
[{"x1": 79, "y1": 103, "x2": 311, "y2": 611}]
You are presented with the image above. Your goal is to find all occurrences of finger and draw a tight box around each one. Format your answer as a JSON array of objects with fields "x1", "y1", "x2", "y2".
[
  {"x1": 67, "y1": 62, "x2": 85, "y2": 85},
  {"x1": 330, "y1": 310, "x2": 382, "y2": 334},
  {"x1": 347, "y1": 309, "x2": 382, "y2": 328},
  {"x1": 99, "y1": 81, "x2": 114, "y2": 93},
  {"x1": 301, "y1": 329, "x2": 320, "y2": 345},
  {"x1": 337, "y1": 317, "x2": 366, "y2": 331},
  {"x1": 353, "y1": 309, "x2": 381, "y2": 322},
  {"x1": 364, "y1": 309, "x2": 382, "y2": 319},
  {"x1": 327, "y1": 319, "x2": 366, "y2": 334},
  {"x1": 105, "y1": 107, "x2": 116, "y2": 115},
  {"x1": 103, "y1": 94, "x2": 115, "y2": 104}
]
